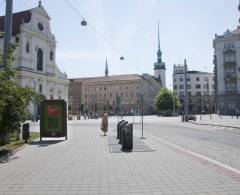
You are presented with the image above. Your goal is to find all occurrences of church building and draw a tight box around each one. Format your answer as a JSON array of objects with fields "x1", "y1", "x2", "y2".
[{"x1": 0, "y1": 1, "x2": 68, "y2": 120}]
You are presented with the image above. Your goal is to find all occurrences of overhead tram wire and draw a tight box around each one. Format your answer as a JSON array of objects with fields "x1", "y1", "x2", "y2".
[{"x1": 65, "y1": 0, "x2": 125, "y2": 61}]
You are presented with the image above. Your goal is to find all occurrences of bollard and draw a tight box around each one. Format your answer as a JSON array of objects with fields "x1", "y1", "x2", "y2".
[
  {"x1": 119, "y1": 121, "x2": 128, "y2": 144},
  {"x1": 121, "y1": 123, "x2": 133, "y2": 151},
  {"x1": 117, "y1": 120, "x2": 125, "y2": 139}
]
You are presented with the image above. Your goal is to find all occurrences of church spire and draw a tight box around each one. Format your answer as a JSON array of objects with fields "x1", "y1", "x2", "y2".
[
  {"x1": 157, "y1": 20, "x2": 162, "y2": 63},
  {"x1": 105, "y1": 58, "x2": 109, "y2": 77}
]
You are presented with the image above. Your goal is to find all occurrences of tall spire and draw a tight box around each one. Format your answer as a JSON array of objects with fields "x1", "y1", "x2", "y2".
[
  {"x1": 157, "y1": 20, "x2": 162, "y2": 63},
  {"x1": 105, "y1": 58, "x2": 109, "y2": 77}
]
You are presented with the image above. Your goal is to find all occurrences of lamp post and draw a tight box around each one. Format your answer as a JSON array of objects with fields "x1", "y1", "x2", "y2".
[
  {"x1": 3, "y1": 0, "x2": 13, "y2": 69},
  {"x1": 169, "y1": 84, "x2": 176, "y2": 116},
  {"x1": 184, "y1": 59, "x2": 189, "y2": 121}
]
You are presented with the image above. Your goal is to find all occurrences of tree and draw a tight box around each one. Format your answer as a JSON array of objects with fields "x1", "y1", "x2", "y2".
[
  {"x1": 155, "y1": 88, "x2": 181, "y2": 115},
  {"x1": 0, "y1": 41, "x2": 37, "y2": 145}
]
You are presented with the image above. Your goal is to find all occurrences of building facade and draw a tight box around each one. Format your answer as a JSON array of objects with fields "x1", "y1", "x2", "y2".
[
  {"x1": 173, "y1": 64, "x2": 215, "y2": 114},
  {"x1": 213, "y1": 28, "x2": 240, "y2": 115},
  {"x1": 0, "y1": 2, "x2": 68, "y2": 120},
  {"x1": 69, "y1": 73, "x2": 160, "y2": 116}
]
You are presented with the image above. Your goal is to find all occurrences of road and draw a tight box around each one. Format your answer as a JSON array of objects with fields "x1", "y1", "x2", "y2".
[{"x1": 132, "y1": 118, "x2": 240, "y2": 171}]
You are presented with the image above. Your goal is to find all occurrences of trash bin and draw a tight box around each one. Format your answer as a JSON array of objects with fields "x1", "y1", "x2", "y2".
[
  {"x1": 117, "y1": 120, "x2": 125, "y2": 139},
  {"x1": 22, "y1": 123, "x2": 30, "y2": 143},
  {"x1": 121, "y1": 123, "x2": 133, "y2": 151},
  {"x1": 119, "y1": 121, "x2": 128, "y2": 144}
]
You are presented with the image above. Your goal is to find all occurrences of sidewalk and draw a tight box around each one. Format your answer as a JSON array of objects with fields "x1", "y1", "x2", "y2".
[
  {"x1": 192, "y1": 114, "x2": 240, "y2": 129},
  {"x1": 1, "y1": 120, "x2": 240, "y2": 194}
]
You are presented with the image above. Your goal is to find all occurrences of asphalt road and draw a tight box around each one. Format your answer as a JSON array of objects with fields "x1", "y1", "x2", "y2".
[
  {"x1": 133, "y1": 120, "x2": 240, "y2": 170},
  {"x1": 145, "y1": 123, "x2": 240, "y2": 148}
]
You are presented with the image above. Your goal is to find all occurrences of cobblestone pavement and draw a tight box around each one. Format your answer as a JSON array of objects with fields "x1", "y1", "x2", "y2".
[{"x1": 1, "y1": 119, "x2": 240, "y2": 194}]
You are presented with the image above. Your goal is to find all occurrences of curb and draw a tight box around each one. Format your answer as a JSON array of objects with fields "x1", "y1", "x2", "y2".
[
  {"x1": 0, "y1": 137, "x2": 39, "y2": 162},
  {"x1": 189, "y1": 121, "x2": 240, "y2": 130}
]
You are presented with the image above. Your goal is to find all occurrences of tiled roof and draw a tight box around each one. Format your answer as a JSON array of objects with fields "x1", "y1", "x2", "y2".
[
  {"x1": 0, "y1": 10, "x2": 31, "y2": 36},
  {"x1": 70, "y1": 74, "x2": 142, "y2": 83},
  {"x1": 232, "y1": 27, "x2": 240, "y2": 35}
]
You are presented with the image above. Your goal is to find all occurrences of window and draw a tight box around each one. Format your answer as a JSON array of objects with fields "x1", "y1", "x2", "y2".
[
  {"x1": 26, "y1": 42, "x2": 30, "y2": 53},
  {"x1": 187, "y1": 78, "x2": 191, "y2": 82},
  {"x1": 37, "y1": 48, "x2": 43, "y2": 71},
  {"x1": 204, "y1": 77, "x2": 208, "y2": 81},
  {"x1": 85, "y1": 94, "x2": 87, "y2": 98},
  {"x1": 188, "y1": 92, "x2": 191, "y2": 96},
  {"x1": 196, "y1": 91, "x2": 201, "y2": 96},
  {"x1": 50, "y1": 51, "x2": 54, "y2": 60},
  {"x1": 224, "y1": 53, "x2": 235, "y2": 63},
  {"x1": 179, "y1": 78, "x2": 183, "y2": 82},
  {"x1": 196, "y1": 77, "x2": 200, "y2": 81},
  {"x1": 110, "y1": 93, "x2": 112, "y2": 98},
  {"x1": 104, "y1": 87, "x2": 106, "y2": 90},
  {"x1": 179, "y1": 85, "x2": 184, "y2": 89},
  {"x1": 173, "y1": 79, "x2": 176, "y2": 82},
  {"x1": 38, "y1": 22, "x2": 44, "y2": 31},
  {"x1": 179, "y1": 92, "x2": 184, "y2": 96},
  {"x1": 174, "y1": 85, "x2": 177, "y2": 89},
  {"x1": 187, "y1": 85, "x2": 191, "y2": 89},
  {"x1": 195, "y1": 84, "x2": 201, "y2": 89},
  {"x1": 203, "y1": 84, "x2": 208, "y2": 89}
]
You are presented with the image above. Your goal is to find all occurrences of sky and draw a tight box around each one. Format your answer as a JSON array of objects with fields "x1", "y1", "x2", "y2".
[{"x1": 0, "y1": 0, "x2": 239, "y2": 88}]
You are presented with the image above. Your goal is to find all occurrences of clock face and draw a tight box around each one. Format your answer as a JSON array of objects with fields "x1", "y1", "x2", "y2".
[{"x1": 38, "y1": 22, "x2": 44, "y2": 31}]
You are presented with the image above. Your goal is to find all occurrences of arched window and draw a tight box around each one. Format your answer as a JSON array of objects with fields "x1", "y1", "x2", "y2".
[
  {"x1": 37, "y1": 48, "x2": 43, "y2": 71},
  {"x1": 50, "y1": 51, "x2": 54, "y2": 60},
  {"x1": 26, "y1": 42, "x2": 30, "y2": 53}
]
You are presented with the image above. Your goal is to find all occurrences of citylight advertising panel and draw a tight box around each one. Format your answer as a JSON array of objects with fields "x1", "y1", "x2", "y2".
[{"x1": 40, "y1": 100, "x2": 67, "y2": 141}]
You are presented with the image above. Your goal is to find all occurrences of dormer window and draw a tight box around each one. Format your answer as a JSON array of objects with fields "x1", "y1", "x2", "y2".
[{"x1": 38, "y1": 22, "x2": 44, "y2": 31}]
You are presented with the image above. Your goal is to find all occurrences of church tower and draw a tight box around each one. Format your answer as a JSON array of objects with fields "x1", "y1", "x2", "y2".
[
  {"x1": 154, "y1": 21, "x2": 166, "y2": 87},
  {"x1": 105, "y1": 58, "x2": 109, "y2": 77}
]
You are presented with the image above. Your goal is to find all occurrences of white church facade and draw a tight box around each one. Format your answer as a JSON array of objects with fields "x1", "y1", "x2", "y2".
[{"x1": 0, "y1": 2, "x2": 68, "y2": 120}]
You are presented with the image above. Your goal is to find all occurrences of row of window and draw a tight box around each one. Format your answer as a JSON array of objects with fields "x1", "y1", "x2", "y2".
[
  {"x1": 174, "y1": 77, "x2": 213, "y2": 82},
  {"x1": 85, "y1": 92, "x2": 136, "y2": 99},
  {"x1": 174, "y1": 84, "x2": 214, "y2": 90},
  {"x1": 224, "y1": 43, "x2": 234, "y2": 50},
  {"x1": 178, "y1": 91, "x2": 214, "y2": 96},
  {"x1": 85, "y1": 85, "x2": 140, "y2": 92}
]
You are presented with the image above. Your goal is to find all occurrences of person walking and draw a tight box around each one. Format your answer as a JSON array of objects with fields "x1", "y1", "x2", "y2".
[{"x1": 101, "y1": 113, "x2": 108, "y2": 136}]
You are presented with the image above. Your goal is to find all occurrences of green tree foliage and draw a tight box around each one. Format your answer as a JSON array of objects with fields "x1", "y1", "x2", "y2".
[
  {"x1": 155, "y1": 88, "x2": 181, "y2": 115},
  {"x1": 0, "y1": 42, "x2": 38, "y2": 145}
]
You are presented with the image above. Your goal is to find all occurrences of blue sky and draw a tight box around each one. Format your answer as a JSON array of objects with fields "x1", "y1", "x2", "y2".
[{"x1": 0, "y1": 0, "x2": 238, "y2": 87}]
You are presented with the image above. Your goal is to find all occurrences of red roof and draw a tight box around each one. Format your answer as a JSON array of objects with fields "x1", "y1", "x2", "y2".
[
  {"x1": 232, "y1": 27, "x2": 240, "y2": 35},
  {"x1": 0, "y1": 10, "x2": 31, "y2": 36}
]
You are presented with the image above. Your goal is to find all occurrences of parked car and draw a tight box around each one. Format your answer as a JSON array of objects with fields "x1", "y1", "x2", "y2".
[{"x1": 185, "y1": 115, "x2": 196, "y2": 121}]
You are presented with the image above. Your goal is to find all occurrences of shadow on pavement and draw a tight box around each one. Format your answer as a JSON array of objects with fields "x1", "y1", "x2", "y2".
[
  {"x1": 31, "y1": 140, "x2": 64, "y2": 147},
  {"x1": 0, "y1": 150, "x2": 18, "y2": 164}
]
